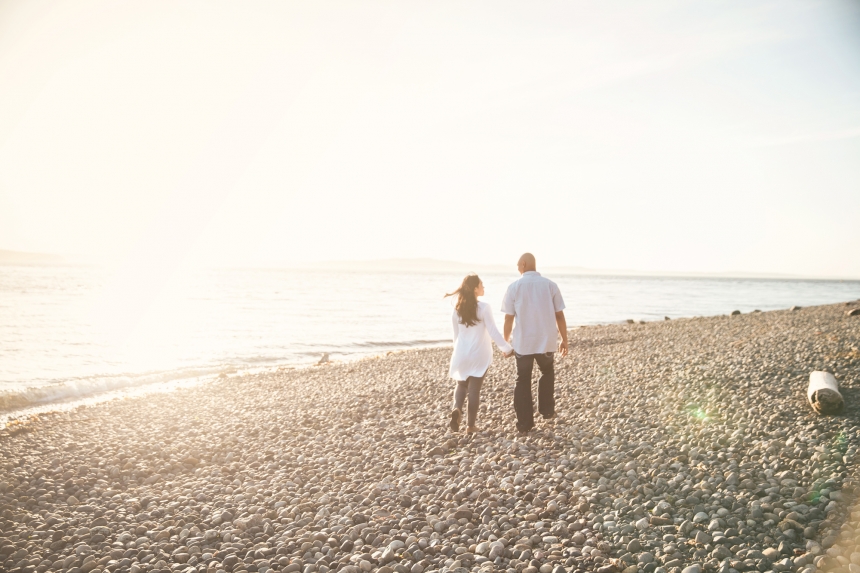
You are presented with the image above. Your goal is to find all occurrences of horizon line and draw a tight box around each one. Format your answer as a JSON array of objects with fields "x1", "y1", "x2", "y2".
[{"x1": 2, "y1": 249, "x2": 859, "y2": 281}]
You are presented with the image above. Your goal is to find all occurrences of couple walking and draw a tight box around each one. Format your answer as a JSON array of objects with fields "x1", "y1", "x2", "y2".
[{"x1": 446, "y1": 253, "x2": 568, "y2": 435}]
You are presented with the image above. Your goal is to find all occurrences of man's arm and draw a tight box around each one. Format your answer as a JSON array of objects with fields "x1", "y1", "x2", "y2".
[
  {"x1": 504, "y1": 315, "x2": 514, "y2": 343},
  {"x1": 555, "y1": 310, "x2": 568, "y2": 357}
]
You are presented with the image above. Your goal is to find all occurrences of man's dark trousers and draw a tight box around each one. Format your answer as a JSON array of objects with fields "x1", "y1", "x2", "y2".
[{"x1": 514, "y1": 352, "x2": 555, "y2": 432}]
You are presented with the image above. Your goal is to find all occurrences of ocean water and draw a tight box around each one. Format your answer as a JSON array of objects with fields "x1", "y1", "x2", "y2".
[{"x1": 1, "y1": 264, "x2": 859, "y2": 413}]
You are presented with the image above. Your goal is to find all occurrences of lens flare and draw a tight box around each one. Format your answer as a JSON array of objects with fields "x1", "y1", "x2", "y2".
[{"x1": 685, "y1": 405, "x2": 710, "y2": 422}]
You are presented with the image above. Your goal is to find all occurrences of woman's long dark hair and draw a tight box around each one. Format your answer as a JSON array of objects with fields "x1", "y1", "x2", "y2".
[{"x1": 445, "y1": 274, "x2": 482, "y2": 327}]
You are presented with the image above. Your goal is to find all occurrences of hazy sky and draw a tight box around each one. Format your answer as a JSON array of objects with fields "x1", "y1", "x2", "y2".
[{"x1": 1, "y1": 0, "x2": 859, "y2": 276}]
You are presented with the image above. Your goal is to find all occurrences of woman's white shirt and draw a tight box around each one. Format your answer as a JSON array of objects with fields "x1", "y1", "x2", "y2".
[{"x1": 449, "y1": 301, "x2": 513, "y2": 381}]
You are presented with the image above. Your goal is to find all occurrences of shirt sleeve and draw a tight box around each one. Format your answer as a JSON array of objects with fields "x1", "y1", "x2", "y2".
[
  {"x1": 482, "y1": 304, "x2": 513, "y2": 353},
  {"x1": 501, "y1": 283, "x2": 515, "y2": 315},
  {"x1": 551, "y1": 282, "x2": 566, "y2": 312},
  {"x1": 451, "y1": 310, "x2": 460, "y2": 342}
]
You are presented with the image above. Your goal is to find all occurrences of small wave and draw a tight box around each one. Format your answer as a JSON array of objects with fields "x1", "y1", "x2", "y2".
[
  {"x1": 0, "y1": 367, "x2": 225, "y2": 413},
  {"x1": 345, "y1": 338, "x2": 451, "y2": 349},
  {"x1": 284, "y1": 340, "x2": 451, "y2": 357},
  {"x1": 285, "y1": 339, "x2": 451, "y2": 353}
]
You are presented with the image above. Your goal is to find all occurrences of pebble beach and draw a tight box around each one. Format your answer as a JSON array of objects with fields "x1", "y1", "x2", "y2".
[{"x1": 2, "y1": 302, "x2": 860, "y2": 573}]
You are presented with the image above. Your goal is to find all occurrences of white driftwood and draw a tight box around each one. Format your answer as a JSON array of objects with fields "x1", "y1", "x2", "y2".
[{"x1": 808, "y1": 371, "x2": 843, "y2": 414}]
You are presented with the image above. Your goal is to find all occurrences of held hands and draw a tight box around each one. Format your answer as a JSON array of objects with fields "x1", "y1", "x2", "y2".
[{"x1": 503, "y1": 350, "x2": 515, "y2": 358}]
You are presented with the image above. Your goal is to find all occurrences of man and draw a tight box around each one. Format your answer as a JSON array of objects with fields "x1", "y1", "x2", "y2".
[{"x1": 502, "y1": 253, "x2": 568, "y2": 434}]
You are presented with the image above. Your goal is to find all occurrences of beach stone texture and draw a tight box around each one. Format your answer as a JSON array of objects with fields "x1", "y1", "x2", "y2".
[{"x1": 1, "y1": 302, "x2": 860, "y2": 573}]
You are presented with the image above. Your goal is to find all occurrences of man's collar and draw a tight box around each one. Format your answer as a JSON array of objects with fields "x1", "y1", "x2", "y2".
[{"x1": 523, "y1": 270, "x2": 540, "y2": 276}]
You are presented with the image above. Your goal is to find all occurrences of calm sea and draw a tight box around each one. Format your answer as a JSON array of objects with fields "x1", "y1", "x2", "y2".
[{"x1": 1, "y1": 264, "x2": 859, "y2": 413}]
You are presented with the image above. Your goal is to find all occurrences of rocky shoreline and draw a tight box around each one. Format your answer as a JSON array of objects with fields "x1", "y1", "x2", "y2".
[{"x1": 2, "y1": 302, "x2": 860, "y2": 573}]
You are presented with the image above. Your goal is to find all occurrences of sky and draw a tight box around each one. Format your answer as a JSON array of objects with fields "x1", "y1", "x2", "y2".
[{"x1": 0, "y1": 0, "x2": 859, "y2": 277}]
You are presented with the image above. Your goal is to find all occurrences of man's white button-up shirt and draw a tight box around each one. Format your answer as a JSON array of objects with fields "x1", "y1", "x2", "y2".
[{"x1": 501, "y1": 271, "x2": 565, "y2": 355}]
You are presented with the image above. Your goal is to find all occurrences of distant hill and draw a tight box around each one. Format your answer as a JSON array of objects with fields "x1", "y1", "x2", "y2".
[
  {"x1": 0, "y1": 249, "x2": 64, "y2": 265},
  {"x1": 295, "y1": 258, "x2": 848, "y2": 280},
  {"x1": 543, "y1": 266, "x2": 806, "y2": 279},
  {"x1": 297, "y1": 258, "x2": 619, "y2": 274},
  {"x1": 298, "y1": 258, "x2": 510, "y2": 273}
]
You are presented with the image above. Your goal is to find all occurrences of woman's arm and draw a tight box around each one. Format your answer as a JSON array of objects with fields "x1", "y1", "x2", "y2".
[
  {"x1": 451, "y1": 311, "x2": 460, "y2": 342},
  {"x1": 482, "y1": 304, "x2": 513, "y2": 353}
]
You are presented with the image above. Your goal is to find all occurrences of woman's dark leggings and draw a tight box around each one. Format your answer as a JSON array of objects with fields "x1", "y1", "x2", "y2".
[{"x1": 453, "y1": 375, "x2": 484, "y2": 428}]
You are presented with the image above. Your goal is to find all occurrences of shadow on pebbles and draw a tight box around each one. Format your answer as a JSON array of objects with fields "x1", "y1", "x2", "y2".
[{"x1": 2, "y1": 302, "x2": 860, "y2": 573}]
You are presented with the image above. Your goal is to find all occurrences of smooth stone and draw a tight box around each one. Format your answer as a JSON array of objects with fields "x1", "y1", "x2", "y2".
[
  {"x1": 763, "y1": 548, "x2": 780, "y2": 560},
  {"x1": 638, "y1": 553, "x2": 654, "y2": 564}
]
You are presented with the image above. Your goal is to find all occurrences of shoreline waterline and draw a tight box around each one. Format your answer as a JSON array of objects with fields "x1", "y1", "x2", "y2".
[{"x1": 0, "y1": 341, "x2": 458, "y2": 425}]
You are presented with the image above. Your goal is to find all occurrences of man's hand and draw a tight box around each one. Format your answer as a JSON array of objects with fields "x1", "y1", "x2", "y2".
[
  {"x1": 503, "y1": 350, "x2": 515, "y2": 358},
  {"x1": 555, "y1": 310, "x2": 568, "y2": 358}
]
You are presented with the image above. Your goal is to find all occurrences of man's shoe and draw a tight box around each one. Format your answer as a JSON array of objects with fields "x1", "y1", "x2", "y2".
[
  {"x1": 449, "y1": 408, "x2": 462, "y2": 432},
  {"x1": 516, "y1": 426, "x2": 534, "y2": 436},
  {"x1": 542, "y1": 411, "x2": 556, "y2": 420}
]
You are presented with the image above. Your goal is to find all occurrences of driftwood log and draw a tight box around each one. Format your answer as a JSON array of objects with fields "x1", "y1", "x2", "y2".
[{"x1": 808, "y1": 371, "x2": 844, "y2": 414}]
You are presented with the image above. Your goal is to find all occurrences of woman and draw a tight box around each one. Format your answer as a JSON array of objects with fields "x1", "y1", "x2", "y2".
[{"x1": 445, "y1": 274, "x2": 513, "y2": 433}]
